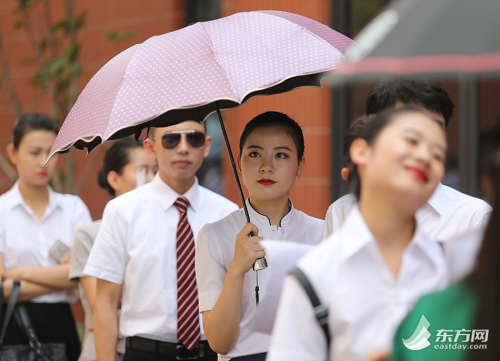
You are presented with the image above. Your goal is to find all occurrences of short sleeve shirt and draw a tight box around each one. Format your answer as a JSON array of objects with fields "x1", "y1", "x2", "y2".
[
  {"x1": 0, "y1": 182, "x2": 92, "y2": 303},
  {"x1": 322, "y1": 183, "x2": 492, "y2": 240},
  {"x1": 69, "y1": 220, "x2": 102, "y2": 361},
  {"x1": 268, "y1": 206, "x2": 449, "y2": 361},
  {"x1": 84, "y1": 174, "x2": 238, "y2": 342},
  {"x1": 195, "y1": 199, "x2": 324, "y2": 360}
]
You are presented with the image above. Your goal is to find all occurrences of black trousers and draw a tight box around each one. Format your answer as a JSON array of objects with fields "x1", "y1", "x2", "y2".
[
  {"x1": 3, "y1": 302, "x2": 81, "y2": 361},
  {"x1": 123, "y1": 347, "x2": 218, "y2": 361}
]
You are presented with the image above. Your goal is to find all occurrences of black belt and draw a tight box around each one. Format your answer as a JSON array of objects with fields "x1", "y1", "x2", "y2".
[{"x1": 126, "y1": 336, "x2": 217, "y2": 360}]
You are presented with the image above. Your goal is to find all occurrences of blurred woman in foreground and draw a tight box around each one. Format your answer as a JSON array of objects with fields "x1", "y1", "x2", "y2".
[{"x1": 268, "y1": 106, "x2": 449, "y2": 361}]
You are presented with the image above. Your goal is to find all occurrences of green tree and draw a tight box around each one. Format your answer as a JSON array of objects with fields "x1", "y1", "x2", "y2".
[{"x1": 0, "y1": 0, "x2": 105, "y2": 194}]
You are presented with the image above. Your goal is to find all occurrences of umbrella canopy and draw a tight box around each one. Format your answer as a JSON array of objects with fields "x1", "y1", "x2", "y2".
[
  {"x1": 324, "y1": 0, "x2": 500, "y2": 197},
  {"x1": 326, "y1": 0, "x2": 500, "y2": 82},
  {"x1": 47, "y1": 10, "x2": 353, "y2": 163}
]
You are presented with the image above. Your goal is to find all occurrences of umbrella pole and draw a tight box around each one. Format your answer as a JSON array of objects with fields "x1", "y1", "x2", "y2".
[
  {"x1": 215, "y1": 102, "x2": 268, "y2": 275},
  {"x1": 215, "y1": 103, "x2": 251, "y2": 223}
]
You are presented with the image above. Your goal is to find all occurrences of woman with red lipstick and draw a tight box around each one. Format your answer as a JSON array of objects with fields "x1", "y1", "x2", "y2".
[
  {"x1": 0, "y1": 113, "x2": 92, "y2": 361},
  {"x1": 195, "y1": 111, "x2": 324, "y2": 361},
  {"x1": 267, "y1": 106, "x2": 449, "y2": 361}
]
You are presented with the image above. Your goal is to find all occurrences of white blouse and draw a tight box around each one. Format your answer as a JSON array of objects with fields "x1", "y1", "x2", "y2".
[
  {"x1": 195, "y1": 199, "x2": 323, "y2": 360},
  {"x1": 268, "y1": 206, "x2": 449, "y2": 361},
  {"x1": 323, "y1": 183, "x2": 492, "y2": 241},
  {"x1": 0, "y1": 182, "x2": 92, "y2": 303}
]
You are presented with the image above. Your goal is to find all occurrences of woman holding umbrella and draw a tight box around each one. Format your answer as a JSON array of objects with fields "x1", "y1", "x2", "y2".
[
  {"x1": 195, "y1": 111, "x2": 324, "y2": 361},
  {"x1": 267, "y1": 106, "x2": 449, "y2": 361}
]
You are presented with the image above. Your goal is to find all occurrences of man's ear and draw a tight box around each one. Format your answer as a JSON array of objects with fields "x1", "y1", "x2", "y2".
[
  {"x1": 341, "y1": 167, "x2": 349, "y2": 182},
  {"x1": 6, "y1": 144, "x2": 17, "y2": 165},
  {"x1": 106, "y1": 170, "x2": 120, "y2": 194},
  {"x1": 202, "y1": 135, "x2": 212, "y2": 158},
  {"x1": 350, "y1": 138, "x2": 370, "y2": 167},
  {"x1": 143, "y1": 139, "x2": 157, "y2": 160},
  {"x1": 237, "y1": 153, "x2": 242, "y2": 173}
]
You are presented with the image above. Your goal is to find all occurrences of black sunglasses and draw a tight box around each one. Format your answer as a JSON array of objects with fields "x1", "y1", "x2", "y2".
[{"x1": 160, "y1": 130, "x2": 206, "y2": 149}]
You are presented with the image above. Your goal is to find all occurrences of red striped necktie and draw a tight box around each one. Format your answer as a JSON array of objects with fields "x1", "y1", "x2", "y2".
[{"x1": 174, "y1": 197, "x2": 200, "y2": 350}]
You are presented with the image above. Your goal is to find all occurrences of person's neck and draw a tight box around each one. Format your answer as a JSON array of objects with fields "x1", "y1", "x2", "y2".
[
  {"x1": 249, "y1": 195, "x2": 290, "y2": 226},
  {"x1": 358, "y1": 190, "x2": 416, "y2": 249},
  {"x1": 359, "y1": 188, "x2": 417, "y2": 280},
  {"x1": 18, "y1": 180, "x2": 49, "y2": 219},
  {"x1": 159, "y1": 172, "x2": 195, "y2": 195}
]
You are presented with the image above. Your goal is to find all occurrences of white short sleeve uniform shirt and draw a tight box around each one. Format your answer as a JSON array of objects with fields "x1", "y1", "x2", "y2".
[
  {"x1": 322, "y1": 183, "x2": 492, "y2": 240},
  {"x1": 268, "y1": 206, "x2": 449, "y2": 361},
  {"x1": 84, "y1": 174, "x2": 238, "y2": 342},
  {"x1": 0, "y1": 182, "x2": 92, "y2": 303},
  {"x1": 196, "y1": 199, "x2": 324, "y2": 360}
]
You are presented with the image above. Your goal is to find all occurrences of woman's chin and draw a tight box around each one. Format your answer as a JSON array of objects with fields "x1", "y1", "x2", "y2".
[{"x1": 249, "y1": 190, "x2": 288, "y2": 203}]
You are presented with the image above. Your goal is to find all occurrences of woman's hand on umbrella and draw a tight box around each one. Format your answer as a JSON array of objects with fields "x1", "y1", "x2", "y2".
[{"x1": 231, "y1": 223, "x2": 265, "y2": 275}]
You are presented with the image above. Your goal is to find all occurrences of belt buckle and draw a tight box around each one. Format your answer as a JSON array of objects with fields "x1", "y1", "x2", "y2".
[{"x1": 176, "y1": 344, "x2": 202, "y2": 360}]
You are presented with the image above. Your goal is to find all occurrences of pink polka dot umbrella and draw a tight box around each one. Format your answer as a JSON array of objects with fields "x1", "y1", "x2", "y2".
[{"x1": 46, "y1": 11, "x2": 353, "y2": 263}]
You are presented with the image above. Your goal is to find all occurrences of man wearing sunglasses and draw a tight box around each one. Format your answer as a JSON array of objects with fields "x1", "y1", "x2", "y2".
[{"x1": 86, "y1": 120, "x2": 238, "y2": 361}]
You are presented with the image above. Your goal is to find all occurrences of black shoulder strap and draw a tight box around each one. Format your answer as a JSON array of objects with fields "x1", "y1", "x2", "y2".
[
  {"x1": 289, "y1": 267, "x2": 331, "y2": 351},
  {"x1": 14, "y1": 305, "x2": 50, "y2": 361},
  {"x1": 0, "y1": 280, "x2": 21, "y2": 347}
]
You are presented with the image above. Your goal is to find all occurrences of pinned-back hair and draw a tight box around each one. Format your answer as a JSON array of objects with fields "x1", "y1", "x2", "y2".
[
  {"x1": 97, "y1": 138, "x2": 144, "y2": 197},
  {"x1": 366, "y1": 78, "x2": 454, "y2": 127},
  {"x1": 347, "y1": 106, "x2": 443, "y2": 200},
  {"x1": 343, "y1": 115, "x2": 376, "y2": 169},
  {"x1": 239, "y1": 111, "x2": 305, "y2": 160},
  {"x1": 11, "y1": 113, "x2": 58, "y2": 149}
]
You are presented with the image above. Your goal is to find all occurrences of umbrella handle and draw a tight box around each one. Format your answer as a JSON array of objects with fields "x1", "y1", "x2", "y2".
[{"x1": 214, "y1": 103, "x2": 268, "y2": 272}]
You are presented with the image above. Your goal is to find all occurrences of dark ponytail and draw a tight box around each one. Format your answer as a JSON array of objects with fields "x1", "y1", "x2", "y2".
[
  {"x1": 347, "y1": 106, "x2": 442, "y2": 200},
  {"x1": 11, "y1": 113, "x2": 58, "y2": 149},
  {"x1": 97, "y1": 138, "x2": 143, "y2": 197}
]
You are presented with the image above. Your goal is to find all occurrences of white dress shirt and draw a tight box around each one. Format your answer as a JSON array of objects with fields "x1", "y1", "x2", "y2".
[
  {"x1": 322, "y1": 183, "x2": 492, "y2": 240},
  {"x1": 268, "y1": 206, "x2": 449, "y2": 361},
  {"x1": 84, "y1": 174, "x2": 238, "y2": 342},
  {"x1": 0, "y1": 182, "x2": 92, "y2": 303},
  {"x1": 444, "y1": 227, "x2": 485, "y2": 284},
  {"x1": 196, "y1": 199, "x2": 323, "y2": 360}
]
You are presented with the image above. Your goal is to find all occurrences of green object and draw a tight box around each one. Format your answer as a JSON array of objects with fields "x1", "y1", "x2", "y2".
[{"x1": 391, "y1": 282, "x2": 481, "y2": 361}]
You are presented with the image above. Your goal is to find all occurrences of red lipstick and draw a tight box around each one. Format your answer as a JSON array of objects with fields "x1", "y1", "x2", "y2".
[
  {"x1": 37, "y1": 171, "x2": 48, "y2": 177},
  {"x1": 258, "y1": 179, "x2": 276, "y2": 186},
  {"x1": 405, "y1": 166, "x2": 429, "y2": 183}
]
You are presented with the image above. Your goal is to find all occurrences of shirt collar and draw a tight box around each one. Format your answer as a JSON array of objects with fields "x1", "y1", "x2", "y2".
[
  {"x1": 7, "y1": 181, "x2": 60, "y2": 215},
  {"x1": 340, "y1": 205, "x2": 432, "y2": 261},
  {"x1": 152, "y1": 173, "x2": 200, "y2": 212},
  {"x1": 245, "y1": 198, "x2": 294, "y2": 229},
  {"x1": 339, "y1": 206, "x2": 375, "y2": 260},
  {"x1": 426, "y1": 182, "x2": 445, "y2": 215}
]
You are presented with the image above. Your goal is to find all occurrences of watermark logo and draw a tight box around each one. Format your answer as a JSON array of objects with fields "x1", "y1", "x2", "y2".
[
  {"x1": 402, "y1": 315, "x2": 432, "y2": 350},
  {"x1": 402, "y1": 314, "x2": 489, "y2": 351}
]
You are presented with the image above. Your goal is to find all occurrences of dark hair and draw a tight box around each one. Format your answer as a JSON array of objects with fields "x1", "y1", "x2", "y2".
[
  {"x1": 97, "y1": 138, "x2": 144, "y2": 197},
  {"x1": 347, "y1": 106, "x2": 444, "y2": 199},
  {"x1": 239, "y1": 111, "x2": 305, "y2": 160},
  {"x1": 11, "y1": 113, "x2": 58, "y2": 149},
  {"x1": 366, "y1": 78, "x2": 455, "y2": 127},
  {"x1": 468, "y1": 193, "x2": 500, "y2": 360},
  {"x1": 343, "y1": 115, "x2": 376, "y2": 169}
]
